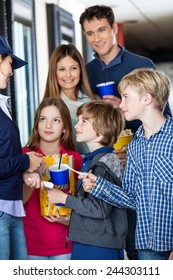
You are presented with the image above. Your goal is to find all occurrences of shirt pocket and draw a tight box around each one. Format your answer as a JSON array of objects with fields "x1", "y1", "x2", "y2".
[
  {"x1": 153, "y1": 155, "x2": 173, "y2": 198},
  {"x1": 0, "y1": 210, "x2": 6, "y2": 218}
]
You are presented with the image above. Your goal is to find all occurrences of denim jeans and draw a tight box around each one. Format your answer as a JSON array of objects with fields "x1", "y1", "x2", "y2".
[
  {"x1": 71, "y1": 242, "x2": 124, "y2": 260},
  {"x1": 0, "y1": 211, "x2": 28, "y2": 260},
  {"x1": 138, "y1": 249, "x2": 171, "y2": 260},
  {"x1": 28, "y1": 254, "x2": 71, "y2": 260}
]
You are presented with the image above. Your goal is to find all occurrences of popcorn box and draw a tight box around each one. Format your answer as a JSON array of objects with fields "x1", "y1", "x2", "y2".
[
  {"x1": 114, "y1": 129, "x2": 133, "y2": 150},
  {"x1": 40, "y1": 154, "x2": 75, "y2": 216}
]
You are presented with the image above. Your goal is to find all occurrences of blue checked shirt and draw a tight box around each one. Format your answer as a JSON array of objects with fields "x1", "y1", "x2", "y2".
[{"x1": 91, "y1": 116, "x2": 173, "y2": 251}]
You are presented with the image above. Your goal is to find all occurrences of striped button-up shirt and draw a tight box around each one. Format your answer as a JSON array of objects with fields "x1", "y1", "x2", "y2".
[{"x1": 91, "y1": 116, "x2": 173, "y2": 251}]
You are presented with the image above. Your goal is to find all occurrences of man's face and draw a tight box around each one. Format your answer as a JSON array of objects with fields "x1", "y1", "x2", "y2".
[{"x1": 83, "y1": 17, "x2": 117, "y2": 58}]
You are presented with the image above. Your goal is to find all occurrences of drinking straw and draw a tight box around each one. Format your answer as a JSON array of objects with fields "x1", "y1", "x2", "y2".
[{"x1": 58, "y1": 153, "x2": 62, "y2": 169}]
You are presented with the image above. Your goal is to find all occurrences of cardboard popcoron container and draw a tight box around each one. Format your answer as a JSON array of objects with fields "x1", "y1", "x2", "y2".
[
  {"x1": 40, "y1": 154, "x2": 75, "y2": 216},
  {"x1": 114, "y1": 129, "x2": 133, "y2": 150}
]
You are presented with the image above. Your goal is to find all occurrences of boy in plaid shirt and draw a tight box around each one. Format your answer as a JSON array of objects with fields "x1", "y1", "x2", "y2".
[{"x1": 80, "y1": 68, "x2": 173, "y2": 260}]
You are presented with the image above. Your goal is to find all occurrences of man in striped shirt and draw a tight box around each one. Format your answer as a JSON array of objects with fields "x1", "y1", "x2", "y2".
[{"x1": 80, "y1": 68, "x2": 173, "y2": 260}]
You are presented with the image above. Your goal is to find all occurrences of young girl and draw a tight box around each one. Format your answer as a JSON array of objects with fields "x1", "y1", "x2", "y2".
[
  {"x1": 47, "y1": 100, "x2": 128, "y2": 260},
  {"x1": 22, "y1": 97, "x2": 82, "y2": 260}
]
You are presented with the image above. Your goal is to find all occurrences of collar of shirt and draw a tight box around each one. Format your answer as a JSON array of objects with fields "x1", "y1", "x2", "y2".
[
  {"x1": 82, "y1": 146, "x2": 114, "y2": 165},
  {"x1": 0, "y1": 94, "x2": 12, "y2": 119},
  {"x1": 77, "y1": 146, "x2": 114, "y2": 190},
  {"x1": 134, "y1": 116, "x2": 173, "y2": 140},
  {"x1": 60, "y1": 91, "x2": 90, "y2": 102},
  {"x1": 94, "y1": 44, "x2": 125, "y2": 68}
]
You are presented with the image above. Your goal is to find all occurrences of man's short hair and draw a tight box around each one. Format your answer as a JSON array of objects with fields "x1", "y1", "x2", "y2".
[{"x1": 79, "y1": 5, "x2": 115, "y2": 31}]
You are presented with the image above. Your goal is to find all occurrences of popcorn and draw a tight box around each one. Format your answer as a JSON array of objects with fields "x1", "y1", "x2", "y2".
[
  {"x1": 114, "y1": 129, "x2": 133, "y2": 150},
  {"x1": 119, "y1": 129, "x2": 133, "y2": 137}
]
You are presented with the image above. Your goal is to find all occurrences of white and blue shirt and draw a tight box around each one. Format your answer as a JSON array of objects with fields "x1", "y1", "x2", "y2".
[{"x1": 91, "y1": 116, "x2": 173, "y2": 251}]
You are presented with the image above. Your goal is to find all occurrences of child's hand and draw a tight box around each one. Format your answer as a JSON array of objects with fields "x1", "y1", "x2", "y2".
[
  {"x1": 37, "y1": 161, "x2": 48, "y2": 176},
  {"x1": 114, "y1": 148, "x2": 127, "y2": 168},
  {"x1": 77, "y1": 172, "x2": 88, "y2": 179},
  {"x1": 23, "y1": 171, "x2": 43, "y2": 189},
  {"x1": 46, "y1": 188, "x2": 68, "y2": 204},
  {"x1": 78, "y1": 173, "x2": 97, "y2": 192},
  {"x1": 44, "y1": 211, "x2": 70, "y2": 226}
]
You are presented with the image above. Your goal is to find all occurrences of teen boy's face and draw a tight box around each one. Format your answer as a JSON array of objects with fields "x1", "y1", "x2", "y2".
[
  {"x1": 38, "y1": 105, "x2": 66, "y2": 144},
  {"x1": 83, "y1": 17, "x2": 117, "y2": 58},
  {"x1": 75, "y1": 115, "x2": 102, "y2": 150},
  {"x1": 119, "y1": 86, "x2": 146, "y2": 121}
]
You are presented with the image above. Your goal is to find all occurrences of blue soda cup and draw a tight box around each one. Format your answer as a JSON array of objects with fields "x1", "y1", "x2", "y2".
[
  {"x1": 49, "y1": 165, "x2": 69, "y2": 206},
  {"x1": 96, "y1": 81, "x2": 115, "y2": 98}
]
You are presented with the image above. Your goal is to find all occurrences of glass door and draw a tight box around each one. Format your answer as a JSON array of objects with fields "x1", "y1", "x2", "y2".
[{"x1": 13, "y1": 0, "x2": 38, "y2": 146}]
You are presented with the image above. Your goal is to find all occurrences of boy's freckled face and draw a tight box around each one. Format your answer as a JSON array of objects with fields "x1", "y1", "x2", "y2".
[{"x1": 119, "y1": 86, "x2": 145, "y2": 121}]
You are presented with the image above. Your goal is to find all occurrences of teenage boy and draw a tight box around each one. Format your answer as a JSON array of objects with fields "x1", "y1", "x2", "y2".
[{"x1": 80, "y1": 68, "x2": 173, "y2": 260}]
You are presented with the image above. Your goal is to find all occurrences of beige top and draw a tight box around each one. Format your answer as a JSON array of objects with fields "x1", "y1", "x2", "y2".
[{"x1": 60, "y1": 92, "x2": 90, "y2": 156}]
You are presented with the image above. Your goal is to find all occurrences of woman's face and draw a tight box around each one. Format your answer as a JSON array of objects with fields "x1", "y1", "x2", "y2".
[
  {"x1": 0, "y1": 55, "x2": 13, "y2": 89},
  {"x1": 38, "y1": 105, "x2": 66, "y2": 144},
  {"x1": 56, "y1": 55, "x2": 80, "y2": 92}
]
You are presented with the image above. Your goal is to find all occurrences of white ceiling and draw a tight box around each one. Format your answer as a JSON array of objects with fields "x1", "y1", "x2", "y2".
[{"x1": 79, "y1": 0, "x2": 173, "y2": 60}]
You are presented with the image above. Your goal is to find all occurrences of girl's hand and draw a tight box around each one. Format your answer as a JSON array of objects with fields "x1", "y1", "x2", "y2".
[
  {"x1": 44, "y1": 211, "x2": 70, "y2": 226},
  {"x1": 37, "y1": 162, "x2": 48, "y2": 177},
  {"x1": 78, "y1": 173, "x2": 97, "y2": 192},
  {"x1": 46, "y1": 188, "x2": 68, "y2": 204},
  {"x1": 23, "y1": 171, "x2": 43, "y2": 189},
  {"x1": 114, "y1": 148, "x2": 127, "y2": 168}
]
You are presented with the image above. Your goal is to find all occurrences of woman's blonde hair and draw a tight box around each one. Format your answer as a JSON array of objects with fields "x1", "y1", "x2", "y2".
[
  {"x1": 118, "y1": 68, "x2": 171, "y2": 112},
  {"x1": 27, "y1": 97, "x2": 75, "y2": 151},
  {"x1": 43, "y1": 44, "x2": 94, "y2": 100},
  {"x1": 77, "y1": 100, "x2": 125, "y2": 146}
]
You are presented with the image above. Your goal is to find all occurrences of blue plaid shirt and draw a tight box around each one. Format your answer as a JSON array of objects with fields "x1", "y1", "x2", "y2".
[{"x1": 91, "y1": 116, "x2": 173, "y2": 251}]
